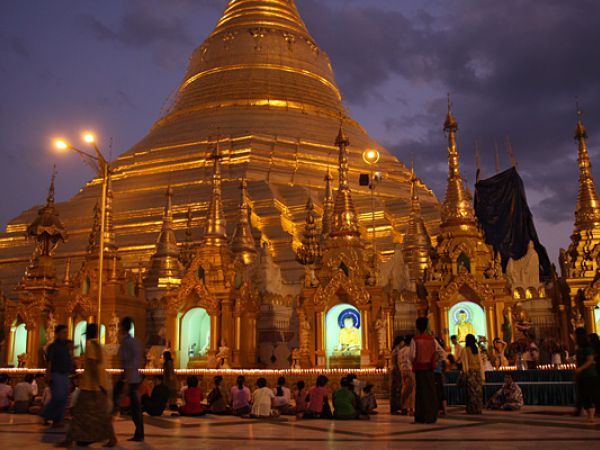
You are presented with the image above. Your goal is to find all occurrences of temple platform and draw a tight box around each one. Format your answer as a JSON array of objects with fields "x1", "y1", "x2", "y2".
[{"x1": 1, "y1": 404, "x2": 599, "y2": 449}]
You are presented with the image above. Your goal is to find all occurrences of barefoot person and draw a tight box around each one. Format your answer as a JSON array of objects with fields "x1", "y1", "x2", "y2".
[
  {"x1": 42, "y1": 325, "x2": 73, "y2": 428},
  {"x1": 118, "y1": 317, "x2": 144, "y2": 441},
  {"x1": 60, "y1": 323, "x2": 117, "y2": 448}
]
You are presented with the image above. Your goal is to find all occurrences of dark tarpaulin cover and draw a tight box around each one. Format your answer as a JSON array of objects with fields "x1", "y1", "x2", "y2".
[{"x1": 474, "y1": 167, "x2": 552, "y2": 279}]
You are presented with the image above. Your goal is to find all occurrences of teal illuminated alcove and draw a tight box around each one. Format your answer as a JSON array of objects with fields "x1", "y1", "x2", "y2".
[
  {"x1": 73, "y1": 321, "x2": 107, "y2": 357},
  {"x1": 180, "y1": 307, "x2": 211, "y2": 368},
  {"x1": 325, "y1": 303, "x2": 362, "y2": 361}
]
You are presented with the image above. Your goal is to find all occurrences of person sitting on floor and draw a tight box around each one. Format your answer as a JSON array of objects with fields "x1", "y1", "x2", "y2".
[
  {"x1": 304, "y1": 375, "x2": 332, "y2": 419},
  {"x1": 251, "y1": 378, "x2": 274, "y2": 418},
  {"x1": 272, "y1": 377, "x2": 294, "y2": 415},
  {"x1": 13, "y1": 374, "x2": 34, "y2": 414},
  {"x1": 487, "y1": 374, "x2": 524, "y2": 411},
  {"x1": 0, "y1": 374, "x2": 13, "y2": 412},
  {"x1": 360, "y1": 384, "x2": 378, "y2": 416},
  {"x1": 333, "y1": 377, "x2": 358, "y2": 420},
  {"x1": 141, "y1": 375, "x2": 170, "y2": 416},
  {"x1": 294, "y1": 381, "x2": 309, "y2": 417},
  {"x1": 206, "y1": 376, "x2": 230, "y2": 415},
  {"x1": 179, "y1": 376, "x2": 204, "y2": 416},
  {"x1": 231, "y1": 375, "x2": 251, "y2": 417}
]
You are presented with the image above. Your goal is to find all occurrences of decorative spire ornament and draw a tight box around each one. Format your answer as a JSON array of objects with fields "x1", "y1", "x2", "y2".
[
  {"x1": 296, "y1": 198, "x2": 321, "y2": 265},
  {"x1": 321, "y1": 167, "x2": 334, "y2": 239},
  {"x1": 231, "y1": 177, "x2": 258, "y2": 265},
  {"x1": 202, "y1": 139, "x2": 228, "y2": 245}
]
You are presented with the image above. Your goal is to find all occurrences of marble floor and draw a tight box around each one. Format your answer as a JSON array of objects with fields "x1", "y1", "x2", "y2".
[{"x1": 0, "y1": 404, "x2": 598, "y2": 450}]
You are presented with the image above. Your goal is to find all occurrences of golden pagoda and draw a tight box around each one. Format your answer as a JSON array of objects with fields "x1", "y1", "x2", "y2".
[
  {"x1": 425, "y1": 99, "x2": 512, "y2": 347},
  {"x1": 560, "y1": 106, "x2": 600, "y2": 337},
  {"x1": 0, "y1": 0, "x2": 440, "y2": 368}
]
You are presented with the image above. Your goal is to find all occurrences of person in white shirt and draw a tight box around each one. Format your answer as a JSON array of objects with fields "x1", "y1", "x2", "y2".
[
  {"x1": 398, "y1": 337, "x2": 415, "y2": 415},
  {"x1": 251, "y1": 378, "x2": 274, "y2": 418},
  {"x1": 0, "y1": 374, "x2": 13, "y2": 411},
  {"x1": 272, "y1": 376, "x2": 293, "y2": 415}
]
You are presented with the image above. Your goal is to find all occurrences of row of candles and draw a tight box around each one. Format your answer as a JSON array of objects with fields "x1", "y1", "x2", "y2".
[{"x1": 0, "y1": 365, "x2": 577, "y2": 375}]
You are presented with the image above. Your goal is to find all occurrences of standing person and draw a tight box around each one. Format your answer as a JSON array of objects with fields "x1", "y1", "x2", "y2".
[
  {"x1": 450, "y1": 335, "x2": 463, "y2": 363},
  {"x1": 410, "y1": 317, "x2": 443, "y2": 424},
  {"x1": 390, "y1": 336, "x2": 403, "y2": 414},
  {"x1": 230, "y1": 375, "x2": 251, "y2": 417},
  {"x1": 575, "y1": 328, "x2": 598, "y2": 423},
  {"x1": 60, "y1": 323, "x2": 117, "y2": 448},
  {"x1": 162, "y1": 351, "x2": 178, "y2": 411},
  {"x1": 118, "y1": 317, "x2": 144, "y2": 442},
  {"x1": 433, "y1": 338, "x2": 448, "y2": 416},
  {"x1": 42, "y1": 325, "x2": 73, "y2": 427},
  {"x1": 460, "y1": 334, "x2": 484, "y2": 415},
  {"x1": 399, "y1": 336, "x2": 415, "y2": 416}
]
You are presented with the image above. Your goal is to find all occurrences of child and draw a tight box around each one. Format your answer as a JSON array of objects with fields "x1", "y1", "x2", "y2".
[
  {"x1": 251, "y1": 378, "x2": 274, "y2": 418},
  {"x1": 0, "y1": 374, "x2": 13, "y2": 412},
  {"x1": 179, "y1": 376, "x2": 204, "y2": 416},
  {"x1": 12, "y1": 374, "x2": 34, "y2": 414},
  {"x1": 304, "y1": 375, "x2": 331, "y2": 419},
  {"x1": 360, "y1": 384, "x2": 378, "y2": 416},
  {"x1": 294, "y1": 381, "x2": 309, "y2": 417},
  {"x1": 231, "y1": 376, "x2": 251, "y2": 417}
]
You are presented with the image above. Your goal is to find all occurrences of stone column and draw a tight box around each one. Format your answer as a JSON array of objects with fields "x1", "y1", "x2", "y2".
[
  {"x1": 6, "y1": 325, "x2": 15, "y2": 366},
  {"x1": 360, "y1": 308, "x2": 371, "y2": 367},
  {"x1": 233, "y1": 312, "x2": 241, "y2": 367},
  {"x1": 584, "y1": 304, "x2": 596, "y2": 333},
  {"x1": 220, "y1": 299, "x2": 233, "y2": 349},
  {"x1": 26, "y1": 324, "x2": 38, "y2": 368},
  {"x1": 441, "y1": 306, "x2": 450, "y2": 348}
]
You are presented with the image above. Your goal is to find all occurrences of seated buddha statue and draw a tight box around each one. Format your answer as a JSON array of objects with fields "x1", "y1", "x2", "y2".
[
  {"x1": 454, "y1": 310, "x2": 477, "y2": 344},
  {"x1": 337, "y1": 316, "x2": 361, "y2": 354}
]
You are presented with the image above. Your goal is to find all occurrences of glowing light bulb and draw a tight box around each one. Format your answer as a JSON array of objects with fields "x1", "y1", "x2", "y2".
[
  {"x1": 55, "y1": 140, "x2": 68, "y2": 151},
  {"x1": 362, "y1": 148, "x2": 380, "y2": 164},
  {"x1": 83, "y1": 133, "x2": 95, "y2": 144}
]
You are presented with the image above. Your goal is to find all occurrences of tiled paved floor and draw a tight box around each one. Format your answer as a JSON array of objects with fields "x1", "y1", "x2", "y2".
[{"x1": 1, "y1": 404, "x2": 598, "y2": 449}]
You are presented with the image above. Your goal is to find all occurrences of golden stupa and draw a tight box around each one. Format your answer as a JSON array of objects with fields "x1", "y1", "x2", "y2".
[{"x1": 0, "y1": 0, "x2": 439, "y2": 293}]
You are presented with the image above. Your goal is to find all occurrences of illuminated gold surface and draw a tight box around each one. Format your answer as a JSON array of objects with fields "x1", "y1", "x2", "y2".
[{"x1": 0, "y1": 0, "x2": 440, "y2": 295}]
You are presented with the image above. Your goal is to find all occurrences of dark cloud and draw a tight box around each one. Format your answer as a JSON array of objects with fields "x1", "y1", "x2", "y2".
[{"x1": 301, "y1": 0, "x2": 600, "y2": 234}]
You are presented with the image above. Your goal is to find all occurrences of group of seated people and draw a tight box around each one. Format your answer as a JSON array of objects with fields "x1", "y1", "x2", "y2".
[
  {"x1": 131, "y1": 373, "x2": 378, "y2": 420},
  {"x1": 0, "y1": 373, "x2": 53, "y2": 415}
]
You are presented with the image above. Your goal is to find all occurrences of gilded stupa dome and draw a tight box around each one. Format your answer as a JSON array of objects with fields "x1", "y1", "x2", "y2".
[{"x1": 0, "y1": 0, "x2": 440, "y2": 291}]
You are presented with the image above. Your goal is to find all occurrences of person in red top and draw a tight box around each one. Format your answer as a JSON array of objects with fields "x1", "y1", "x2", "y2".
[
  {"x1": 303, "y1": 375, "x2": 332, "y2": 419},
  {"x1": 410, "y1": 317, "x2": 444, "y2": 424},
  {"x1": 179, "y1": 376, "x2": 204, "y2": 417}
]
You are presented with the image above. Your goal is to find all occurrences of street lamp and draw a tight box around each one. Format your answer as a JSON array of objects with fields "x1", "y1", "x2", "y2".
[
  {"x1": 361, "y1": 149, "x2": 381, "y2": 281},
  {"x1": 54, "y1": 134, "x2": 110, "y2": 325}
]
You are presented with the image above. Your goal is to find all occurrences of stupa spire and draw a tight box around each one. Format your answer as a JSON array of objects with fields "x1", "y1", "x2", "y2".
[
  {"x1": 296, "y1": 198, "x2": 321, "y2": 265},
  {"x1": 574, "y1": 105, "x2": 600, "y2": 230},
  {"x1": 321, "y1": 167, "x2": 334, "y2": 239},
  {"x1": 213, "y1": 0, "x2": 309, "y2": 36},
  {"x1": 403, "y1": 164, "x2": 431, "y2": 283},
  {"x1": 441, "y1": 95, "x2": 476, "y2": 228},
  {"x1": 202, "y1": 139, "x2": 228, "y2": 245},
  {"x1": 329, "y1": 120, "x2": 360, "y2": 238},
  {"x1": 146, "y1": 186, "x2": 183, "y2": 289},
  {"x1": 179, "y1": 206, "x2": 194, "y2": 267},
  {"x1": 231, "y1": 178, "x2": 257, "y2": 264},
  {"x1": 62, "y1": 258, "x2": 72, "y2": 286}
]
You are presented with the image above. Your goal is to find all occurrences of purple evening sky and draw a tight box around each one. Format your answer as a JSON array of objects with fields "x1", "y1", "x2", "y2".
[{"x1": 1, "y1": 0, "x2": 600, "y2": 264}]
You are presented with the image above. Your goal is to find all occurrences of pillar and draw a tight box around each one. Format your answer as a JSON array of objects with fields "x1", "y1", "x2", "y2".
[
  {"x1": 233, "y1": 313, "x2": 241, "y2": 367},
  {"x1": 220, "y1": 300, "x2": 233, "y2": 347},
  {"x1": 505, "y1": 306, "x2": 514, "y2": 343},
  {"x1": 6, "y1": 325, "x2": 16, "y2": 366},
  {"x1": 67, "y1": 316, "x2": 74, "y2": 341},
  {"x1": 584, "y1": 305, "x2": 595, "y2": 333},
  {"x1": 485, "y1": 305, "x2": 497, "y2": 342},
  {"x1": 441, "y1": 306, "x2": 450, "y2": 348},
  {"x1": 558, "y1": 305, "x2": 570, "y2": 350},
  {"x1": 245, "y1": 313, "x2": 257, "y2": 367},
  {"x1": 360, "y1": 308, "x2": 371, "y2": 367},
  {"x1": 210, "y1": 314, "x2": 220, "y2": 352},
  {"x1": 316, "y1": 311, "x2": 325, "y2": 368},
  {"x1": 26, "y1": 324, "x2": 38, "y2": 368},
  {"x1": 165, "y1": 309, "x2": 180, "y2": 367},
  {"x1": 385, "y1": 309, "x2": 393, "y2": 352}
]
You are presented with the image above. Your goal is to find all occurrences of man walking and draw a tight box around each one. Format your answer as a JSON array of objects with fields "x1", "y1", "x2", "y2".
[
  {"x1": 118, "y1": 317, "x2": 144, "y2": 442},
  {"x1": 42, "y1": 325, "x2": 73, "y2": 427}
]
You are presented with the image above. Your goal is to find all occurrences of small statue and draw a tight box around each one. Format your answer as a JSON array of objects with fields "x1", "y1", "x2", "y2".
[
  {"x1": 570, "y1": 310, "x2": 586, "y2": 343},
  {"x1": 514, "y1": 305, "x2": 532, "y2": 337},
  {"x1": 108, "y1": 312, "x2": 119, "y2": 345},
  {"x1": 46, "y1": 313, "x2": 57, "y2": 344},
  {"x1": 298, "y1": 309, "x2": 311, "y2": 354},
  {"x1": 17, "y1": 352, "x2": 29, "y2": 368},
  {"x1": 291, "y1": 348, "x2": 301, "y2": 369},
  {"x1": 375, "y1": 315, "x2": 387, "y2": 355},
  {"x1": 216, "y1": 340, "x2": 231, "y2": 369}
]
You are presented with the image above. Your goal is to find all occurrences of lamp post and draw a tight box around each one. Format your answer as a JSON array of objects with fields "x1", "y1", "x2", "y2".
[
  {"x1": 55, "y1": 133, "x2": 109, "y2": 325},
  {"x1": 362, "y1": 149, "x2": 381, "y2": 279}
]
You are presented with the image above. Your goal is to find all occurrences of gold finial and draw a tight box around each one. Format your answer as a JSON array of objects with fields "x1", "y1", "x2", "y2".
[
  {"x1": 231, "y1": 177, "x2": 257, "y2": 264},
  {"x1": 321, "y1": 167, "x2": 334, "y2": 238},
  {"x1": 441, "y1": 100, "x2": 476, "y2": 228},
  {"x1": 329, "y1": 119, "x2": 360, "y2": 238},
  {"x1": 296, "y1": 197, "x2": 321, "y2": 265},
  {"x1": 63, "y1": 258, "x2": 72, "y2": 285},
  {"x1": 572, "y1": 100, "x2": 600, "y2": 230},
  {"x1": 202, "y1": 137, "x2": 228, "y2": 243},
  {"x1": 47, "y1": 165, "x2": 57, "y2": 206}
]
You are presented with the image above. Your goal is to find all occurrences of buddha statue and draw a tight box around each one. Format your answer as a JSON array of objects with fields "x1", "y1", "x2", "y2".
[
  {"x1": 454, "y1": 309, "x2": 477, "y2": 344},
  {"x1": 337, "y1": 316, "x2": 361, "y2": 353}
]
